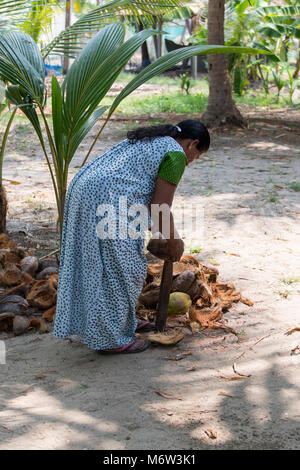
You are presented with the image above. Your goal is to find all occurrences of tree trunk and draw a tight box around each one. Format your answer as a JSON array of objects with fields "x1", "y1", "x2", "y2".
[
  {"x1": 137, "y1": 20, "x2": 151, "y2": 68},
  {"x1": 62, "y1": 0, "x2": 71, "y2": 75},
  {"x1": 0, "y1": 185, "x2": 8, "y2": 233},
  {"x1": 293, "y1": 47, "x2": 300, "y2": 79},
  {"x1": 201, "y1": 0, "x2": 247, "y2": 128}
]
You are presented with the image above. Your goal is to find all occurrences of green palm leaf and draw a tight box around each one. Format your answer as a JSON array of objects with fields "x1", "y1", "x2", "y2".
[
  {"x1": 42, "y1": 0, "x2": 182, "y2": 59},
  {"x1": 0, "y1": 32, "x2": 45, "y2": 101},
  {"x1": 68, "y1": 106, "x2": 108, "y2": 162},
  {"x1": 6, "y1": 84, "x2": 43, "y2": 142},
  {"x1": 63, "y1": 22, "x2": 125, "y2": 130},
  {"x1": 63, "y1": 23, "x2": 158, "y2": 153}
]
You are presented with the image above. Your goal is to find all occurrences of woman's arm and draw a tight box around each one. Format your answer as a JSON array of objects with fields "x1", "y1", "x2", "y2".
[{"x1": 149, "y1": 177, "x2": 184, "y2": 261}]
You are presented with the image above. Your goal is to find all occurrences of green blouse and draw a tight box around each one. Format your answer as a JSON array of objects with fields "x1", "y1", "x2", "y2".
[{"x1": 157, "y1": 151, "x2": 187, "y2": 186}]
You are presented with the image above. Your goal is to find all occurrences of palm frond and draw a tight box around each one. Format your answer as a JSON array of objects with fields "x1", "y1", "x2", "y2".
[
  {"x1": 62, "y1": 23, "x2": 159, "y2": 160},
  {"x1": 0, "y1": 32, "x2": 45, "y2": 101},
  {"x1": 0, "y1": 0, "x2": 51, "y2": 33},
  {"x1": 42, "y1": 0, "x2": 182, "y2": 59}
]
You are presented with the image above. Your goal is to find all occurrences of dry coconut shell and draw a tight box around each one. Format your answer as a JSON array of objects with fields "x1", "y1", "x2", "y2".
[
  {"x1": 144, "y1": 328, "x2": 184, "y2": 345},
  {"x1": 6, "y1": 279, "x2": 35, "y2": 298},
  {"x1": 138, "y1": 288, "x2": 160, "y2": 308},
  {"x1": 42, "y1": 305, "x2": 56, "y2": 322},
  {"x1": 0, "y1": 295, "x2": 28, "y2": 315},
  {"x1": 37, "y1": 258, "x2": 58, "y2": 273},
  {"x1": 21, "y1": 256, "x2": 39, "y2": 277},
  {"x1": 142, "y1": 281, "x2": 160, "y2": 293},
  {"x1": 27, "y1": 279, "x2": 57, "y2": 309},
  {"x1": 186, "y1": 280, "x2": 202, "y2": 301},
  {"x1": 13, "y1": 315, "x2": 30, "y2": 336},
  {"x1": 36, "y1": 266, "x2": 58, "y2": 280},
  {"x1": 172, "y1": 270, "x2": 195, "y2": 293},
  {"x1": 0, "y1": 263, "x2": 22, "y2": 286}
]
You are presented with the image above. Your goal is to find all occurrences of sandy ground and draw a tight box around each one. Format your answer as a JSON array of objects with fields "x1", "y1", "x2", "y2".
[{"x1": 0, "y1": 115, "x2": 300, "y2": 450}]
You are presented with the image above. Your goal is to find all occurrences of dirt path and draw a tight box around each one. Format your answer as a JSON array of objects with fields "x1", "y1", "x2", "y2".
[{"x1": 0, "y1": 119, "x2": 300, "y2": 450}]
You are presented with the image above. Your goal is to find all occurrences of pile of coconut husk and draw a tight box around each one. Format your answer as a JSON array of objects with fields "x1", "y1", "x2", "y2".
[
  {"x1": 136, "y1": 254, "x2": 253, "y2": 336},
  {"x1": 0, "y1": 234, "x2": 253, "y2": 339},
  {"x1": 0, "y1": 234, "x2": 58, "y2": 336}
]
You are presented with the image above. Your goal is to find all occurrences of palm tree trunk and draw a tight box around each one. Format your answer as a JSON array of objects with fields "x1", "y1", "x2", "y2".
[
  {"x1": 137, "y1": 19, "x2": 151, "y2": 68},
  {"x1": 201, "y1": 0, "x2": 247, "y2": 127},
  {"x1": 293, "y1": 47, "x2": 300, "y2": 79},
  {"x1": 0, "y1": 185, "x2": 7, "y2": 233}
]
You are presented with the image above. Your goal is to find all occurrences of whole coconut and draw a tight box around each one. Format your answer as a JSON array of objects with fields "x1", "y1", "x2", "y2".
[{"x1": 167, "y1": 292, "x2": 191, "y2": 316}]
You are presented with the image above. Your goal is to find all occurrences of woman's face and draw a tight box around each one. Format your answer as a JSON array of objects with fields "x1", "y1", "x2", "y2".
[{"x1": 176, "y1": 138, "x2": 206, "y2": 164}]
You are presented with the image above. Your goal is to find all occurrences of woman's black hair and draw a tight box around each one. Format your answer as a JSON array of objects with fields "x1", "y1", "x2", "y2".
[{"x1": 127, "y1": 119, "x2": 210, "y2": 152}]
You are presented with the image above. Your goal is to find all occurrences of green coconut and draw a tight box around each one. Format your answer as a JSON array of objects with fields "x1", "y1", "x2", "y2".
[{"x1": 167, "y1": 292, "x2": 192, "y2": 316}]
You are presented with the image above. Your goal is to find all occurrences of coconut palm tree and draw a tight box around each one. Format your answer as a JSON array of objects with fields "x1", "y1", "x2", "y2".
[
  {"x1": 201, "y1": 0, "x2": 247, "y2": 127},
  {"x1": 0, "y1": 22, "x2": 266, "y2": 240},
  {"x1": 0, "y1": 0, "x2": 184, "y2": 233}
]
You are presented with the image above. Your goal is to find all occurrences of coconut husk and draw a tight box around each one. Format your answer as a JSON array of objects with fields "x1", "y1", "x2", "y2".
[
  {"x1": 21, "y1": 256, "x2": 39, "y2": 277},
  {"x1": 142, "y1": 253, "x2": 253, "y2": 335},
  {"x1": 138, "y1": 288, "x2": 159, "y2": 308},
  {"x1": 37, "y1": 258, "x2": 58, "y2": 273},
  {"x1": 0, "y1": 263, "x2": 23, "y2": 286},
  {"x1": 28, "y1": 317, "x2": 49, "y2": 333},
  {"x1": 172, "y1": 270, "x2": 195, "y2": 293},
  {"x1": 0, "y1": 295, "x2": 28, "y2": 315},
  {"x1": 42, "y1": 305, "x2": 56, "y2": 322},
  {"x1": 0, "y1": 249, "x2": 22, "y2": 265},
  {"x1": 36, "y1": 266, "x2": 58, "y2": 280},
  {"x1": 13, "y1": 315, "x2": 30, "y2": 336},
  {"x1": 0, "y1": 312, "x2": 14, "y2": 331},
  {"x1": 0, "y1": 233, "x2": 16, "y2": 250},
  {"x1": 143, "y1": 328, "x2": 184, "y2": 345},
  {"x1": 6, "y1": 279, "x2": 35, "y2": 298},
  {"x1": 27, "y1": 279, "x2": 57, "y2": 309}
]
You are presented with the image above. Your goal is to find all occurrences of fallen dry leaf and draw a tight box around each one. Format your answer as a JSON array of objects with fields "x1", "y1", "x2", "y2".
[
  {"x1": 217, "y1": 375, "x2": 248, "y2": 381},
  {"x1": 198, "y1": 409, "x2": 217, "y2": 414},
  {"x1": 187, "y1": 365, "x2": 196, "y2": 371},
  {"x1": 290, "y1": 345, "x2": 300, "y2": 356},
  {"x1": 164, "y1": 351, "x2": 192, "y2": 361},
  {"x1": 146, "y1": 328, "x2": 184, "y2": 345},
  {"x1": 204, "y1": 429, "x2": 217, "y2": 439},
  {"x1": 155, "y1": 390, "x2": 183, "y2": 400},
  {"x1": 34, "y1": 373, "x2": 46, "y2": 380},
  {"x1": 285, "y1": 327, "x2": 300, "y2": 336},
  {"x1": 218, "y1": 391, "x2": 236, "y2": 398},
  {"x1": 232, "y1": 362, "x2": 251, "y2": 378}
]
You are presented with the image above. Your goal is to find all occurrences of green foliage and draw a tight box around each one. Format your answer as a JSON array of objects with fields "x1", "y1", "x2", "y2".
[
  {"x1": 17, "y1": 0, "x2": 58, "y2": 43},
  {"x1": 288, "y1": 182, "x2": 300, "y2": 192},
  {"x1": 286, "y1": 67, "x2": 297, "y2": 104},
  {"x1": 233, "y1": 63, "x2": 249, "y2": 96},
  {"x1": 179, "y1": 72, "x2": 191, "y2": 95},
  {"x1": 112, "y1": 91, "x2": 207, "y2": 115},
  {"x1": 272, "y1": 69, "x2": 285, "y2": 103}
]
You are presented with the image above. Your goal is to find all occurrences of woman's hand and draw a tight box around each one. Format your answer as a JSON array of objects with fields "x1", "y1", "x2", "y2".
[
  {"x1": 147, "y1": 236, "x2": 184, "y2": 262},
  {"x1": 166, "y1": 237, "x2": 184, "y2": 262}
]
